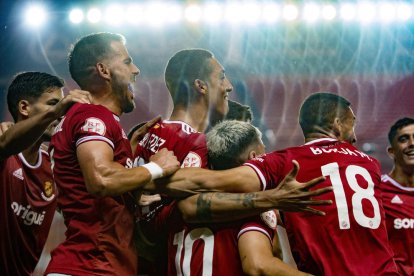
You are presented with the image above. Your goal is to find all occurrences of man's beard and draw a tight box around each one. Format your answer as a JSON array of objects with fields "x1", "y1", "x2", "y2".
[{"x1": 112, "y1": 74, "x2": 135, "y2": 114}]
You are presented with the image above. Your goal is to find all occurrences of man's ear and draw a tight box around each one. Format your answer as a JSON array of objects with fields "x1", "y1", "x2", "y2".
[
  {"x1": 96, "y1": 62, "x2": 111, "y2": 81},
  {"x1": 387, "y1": 146, "x2": 395, "y2": 160},
  {"x1": 248, "y1": 150, "x2": 257, "y2": 160},
  {"x1": 18, "y1": 100, "x2": 31, "y2": 118},
  {"x1": 194, "y1": 79, "x2": 207, "y2": 95},
  {"x1": 332, "y1": 117, "x2": 341, "y2": 136}
]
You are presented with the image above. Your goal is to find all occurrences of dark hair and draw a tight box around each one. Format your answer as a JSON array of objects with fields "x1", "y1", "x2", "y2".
[
  {"x1": 299, "y1": 92, "x2": 351, "y2": 137},
  {"x1": 68, "y1": 32, "x2": 125, "y2": 88},
  {"x1": 388, "y1": 117, "x2": 414, "y2": 144},
  {"x1": 7, "y1": 72, "x2": 64, "y2": 122},
  {"x1": 207, "y1": 120, "x2": 262, "y2": 170},
  {"x1": 165, "y1": 49, "x2": 214, "y2": 107},
  {"x1": 127, "y1": 121, "x2": 147, "y2": 140},
  {"x1": 225, "y1": 100, "x2": 253, "y2": 122}
]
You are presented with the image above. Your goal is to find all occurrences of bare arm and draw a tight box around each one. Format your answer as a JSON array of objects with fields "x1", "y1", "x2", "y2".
[
  {"x1": 153, "y1": 165, "x2": 262, "y2": 193},
  {"x1": 177, "y1": 161, "x2": 332, "y2": 223},
  {"x1": 238, "y1": 232, "x2": 312, "y2": 276},
  {"x1": 77, "y1": 141, "x2": 180, "y2": 197},
  {"x1": 0, "y1": 89, "x2": 91, "y2": 161}
]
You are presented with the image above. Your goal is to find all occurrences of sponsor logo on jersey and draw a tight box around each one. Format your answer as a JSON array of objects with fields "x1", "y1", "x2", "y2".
[
  {"x1": 12, "y1": 168, "x2": 24, "y2": 180},
  {"x1": 81, "y1": 117, "x2": 106, "y2": 135},
  {"x1": 261, "y1": 210, "x2": 277, "y2": 229},
  {"x1": 182, "y1": 152, "x2": 202, "y2": 168},
  {"x1": 10, "y1": 202, "x2": 46, "y2": 226},
  {"x1": 391, "y1": 195, "x2": 403, "y2": 204},
  {"x1": 153, "y1": 123, "x2": 160, "y2": 129},
  {"x1": 41, "y1": 181, "x2": 56, "y2": 201},
  {"x1": 394, "y1": 218, "x2": 414, "y2": 229}
]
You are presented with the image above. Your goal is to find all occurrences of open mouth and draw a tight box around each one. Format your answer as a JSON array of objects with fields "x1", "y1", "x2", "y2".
[{"x1": 128, "y1": 83, "x2": 135, "y2": 99}]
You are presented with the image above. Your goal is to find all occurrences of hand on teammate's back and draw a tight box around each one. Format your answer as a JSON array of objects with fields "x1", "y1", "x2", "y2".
[
  {"x1": 267, "y1": 160, "x2": 332, "y2": 216},
  {"x1": 52, "y1": 89, "x2": 93, "y2": 118},
  {"x1": 0, "y1": 122, "x2": 14, "y2": 136}
]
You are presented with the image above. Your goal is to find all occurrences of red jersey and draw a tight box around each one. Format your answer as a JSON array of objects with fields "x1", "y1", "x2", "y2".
[
  {"x1": 45, "y1": 103, "x2": 137, "y2": 275},
  {"x1": 0, "y1": 150, "x2": 57, "y2": 275},
  {"x1": 245, "y1": 138, "x2": 398, "y2": 275},
  {"x1": 153, "y1": 201, "x2": 276, "y2": 276},
  {"x1": 381, "y1": 174, "x2": 414, "y2": 275},
  {"x1": 135, "y1": 120, "x2": 208, "y2": 169}
]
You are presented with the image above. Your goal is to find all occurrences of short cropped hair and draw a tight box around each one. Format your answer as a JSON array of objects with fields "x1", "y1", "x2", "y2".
[
  {"x1": 299, "y1": 92, "x2": 351, "y2": 137},
  {"x1": 207, "y1": 120, "x2": 262, "y2": 170},
  {"x1": 7, "y1": 72, "x2": 64, "y2": 122},
  {"x1": 225, "y1": 100, "x2": 253, "y2": 122},
  {"x1": 165, "y1": 49, "x2": 214, "y2": 107},
  {"x1": 68, "y1": 32, "x2": 125, "y2": 88},
  {"x1": 388, "y1": 117, "x2": 414, "y2": 144}
]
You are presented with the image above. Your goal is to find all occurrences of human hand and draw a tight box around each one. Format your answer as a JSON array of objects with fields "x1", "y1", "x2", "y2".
[
  {"x1": 0, "y1": 122, "x2": 14, "y2": 136},
  {"x1": 266, "y1": 160, "x2": 332, "y2": 216},
  {"x1": 149, "y1": 148, "x2": 180, "y2": 177},
  {"x1": 138, "y1": 193, "x2": 162, "y2": 206},
  {"x1": 129, "y1": 116, "x2": 162, "y2": 150},
  {"x1": 52, "y1": 89, "x2": 92, "y2": 118}
]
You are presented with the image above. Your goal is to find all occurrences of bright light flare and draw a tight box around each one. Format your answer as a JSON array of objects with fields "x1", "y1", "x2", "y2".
[
  {"x1": 105, "y1": 5, "x2": 124, "y2": 25},
  {"x1": 262, "y1": 3, "x2": 280, "y2": 23},
  {"x1": 87, "y1": 8, "x2": 102, "y2": 23},
  {"x1": 396, "y1": 3, "x2": 412, "y2": 21},
  {"x1": 283, "y1": 4, "x2": 298, "y2": 21},
  {"x1": 203, "y1": 3, "x2": 223, "y2": 24},
  {"x1": 24, "y1": 4, "x2": 47, "y2": 27},
  {"x1": 357, "y1": 2, "x2": 376, "y2": 23},
  {"x1": 378, "y1": 3, "x2": 396, "y2": 22},
  {"x1": 185, "y1": 4, "x2": 202, "y2": 23},
  {"x1": 69, "y1": 8, "x2": 84, "y2": 24},
  {"x1": 340, "y1": 3, "x2": 356, "y2": 21},
  {"x1": 322, "y1": 5, "x2": 336, "y2": 21},
  {"x1": 126, "y1": 4, "x2": 145, "y2": 25},
  {"x1": 303, "y1": 3, "x2": 320, "y2": 22}
]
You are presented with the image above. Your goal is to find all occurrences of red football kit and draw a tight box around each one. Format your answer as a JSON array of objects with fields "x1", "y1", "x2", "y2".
[
  {"x1": 381, "y1": 174, "x2": 414, "y2": 275},
  {"x1": 45, "y1": 103, "x2": 137, "y2": 275},
  {"x1": 244, "y1": 138, "x2": 399, "y2": 275},
  {"x1": 0, "y1": 150, "x2": 57, "y2": 275}
]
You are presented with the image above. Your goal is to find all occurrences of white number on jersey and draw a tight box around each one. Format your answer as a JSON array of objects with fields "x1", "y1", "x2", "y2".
[
  {"x1": 174, "y1": 228, "x2": 214, "y2": 276},
  {"x1": 321, "y1": 162, "x2": 381, "y2": 229}
]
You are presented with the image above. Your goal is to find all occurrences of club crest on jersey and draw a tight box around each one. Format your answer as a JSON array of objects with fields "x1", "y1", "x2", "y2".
[
  {"x1": 81, "y1": 117, "x2": 106, "y2": 135},
  {"x1": 41, "y1": 181, "x2": 56, "y2": 201},
  {"x1": 182, "y1": 152, "x2": 202, "y2": 168},
  {"x1": 260, "y1": 210, "x2": 277, "y2": 229}
]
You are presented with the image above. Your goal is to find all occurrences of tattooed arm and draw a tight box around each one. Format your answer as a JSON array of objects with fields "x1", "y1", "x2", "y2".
[{"x1": 177, "y1": 163, "x2": 332, "y2": 223}]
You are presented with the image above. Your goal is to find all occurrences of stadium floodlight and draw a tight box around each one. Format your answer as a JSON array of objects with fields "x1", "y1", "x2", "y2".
[
  {"x1": 322, "y1": 5, "x2": 336, "y2": 21},
  {"x1": 69, "y1": 8, "x2": 84, "y2": 24},
  {"x1": 242, "y1": 2, "x2": 262, "y2": 24},
  {"x1": 126, "y1": 4, "x2": 145, "y2": 25},
  {"x1": 396, "y1": 3, "x2": 412, "y2": 21},
  {"x1": 105, "y1": 4, "x2": 124, "y2": 25},
  {"x1": 87, "y1": 8, "x2": 102, "y2": 23},
  {"x1": 340, "y1": 3, "x2": 356, "y2": 21},
  {"x1": 378, "y1": 3, "x2": 396, "y2": 22},
  {"x1": 145, "y1": 2, "x2": 169, "y2": 26},
  {"x1": 224, "y1": 2, "x2": 244, "y2": 24},
  {"x1": 166, "y1": 3, "x2": 183, "y2": 23},
  {"x1": 262, "y1": 3, "x2": 280, "y2": 23},
  {"x1": 202, "y1": 3, "x2": 223, "y2": 24},
  {"x1": 303, "y1": 3, "x2": 320, "y2": 22},
  {"x1": 24, "y1": 4, "x2": 47, "y2": 27},
  {"x1": 184, "y1": 4, "x2": 202, "y2": 23},
  {"x1": 357, "y1": 2, "x2": 376, "y2": 23},
  {"x1": 283, "y1": 4, "x2": 298, "y2": 21}
]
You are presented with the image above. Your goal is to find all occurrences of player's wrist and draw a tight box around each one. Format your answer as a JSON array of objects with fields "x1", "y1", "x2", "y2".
[{"x1": 142, "y1": 162, "x2": 164, "y2": 180}]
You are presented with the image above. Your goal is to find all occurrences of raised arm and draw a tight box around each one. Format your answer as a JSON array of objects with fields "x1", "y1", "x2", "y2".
[
  {"x1": 77, "y1": 142, "x2": 180, "y2": 197},
  {"x1": 0, "y1": 89, "x2": 91, "y2": 161},
  {"x1": 177, "y1": 161, "x2": 332, "y2": 223}
]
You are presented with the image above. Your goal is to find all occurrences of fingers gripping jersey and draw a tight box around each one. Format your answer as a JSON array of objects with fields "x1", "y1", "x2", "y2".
[
  {"x1": 0, "y1": 150, "x2": 56, "y2": 275},
  {"x1": 134, "y1": 120, "x2": 208, "y2": 169},
  {"x1": 46, "y1": 103, "x2": 137, "y2": 275},
  {"x1": 244, "y1": 138, "x2": 399, "y2": 275},
  {"x1": 380, "y1": 174, "x2": 414, "y2": 275}
]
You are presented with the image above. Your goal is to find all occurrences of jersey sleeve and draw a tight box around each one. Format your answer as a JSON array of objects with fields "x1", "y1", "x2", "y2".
[
  {"x1": 237, "y1": 210, "x2": 277, "y2": 244},
  {"x1": 181, "y1": 133, "x2": 208, "y2": 168},
  {"x1": 70, "y1": 105, "x2": 119, "y2": 149},
  {"x1": 242, "y1": 151, "x2": 288, "y2": 190}
]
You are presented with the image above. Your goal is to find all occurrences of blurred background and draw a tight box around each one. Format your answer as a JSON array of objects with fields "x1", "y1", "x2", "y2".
[{"x1": 1, "y1": 0, "x2": 414, "y2": 173}]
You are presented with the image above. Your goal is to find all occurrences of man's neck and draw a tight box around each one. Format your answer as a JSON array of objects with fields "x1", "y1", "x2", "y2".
[
  {"x1": 170, "y1": 105, "x2": 208, "y2": 133},
  {"x1": 86, "y1": 84, "x2": 122, "y2": 116},
  {"x1": 21, "y1": 140, "x2": 43, "y2": 166},
  {"x1": 389, "y1": 166, "x2": 414, "y2": 187}
]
